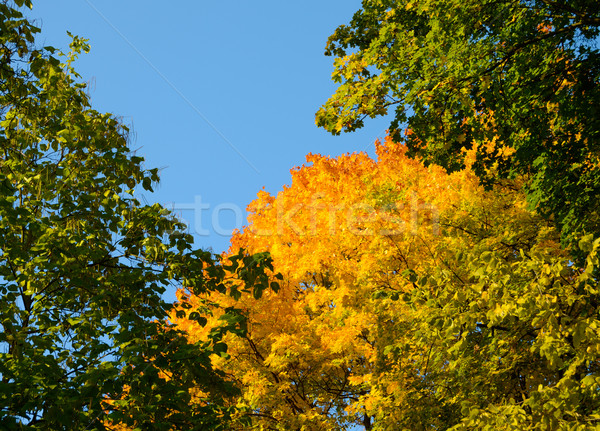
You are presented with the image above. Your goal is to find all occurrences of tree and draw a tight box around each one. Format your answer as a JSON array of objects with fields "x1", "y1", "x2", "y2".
[
  {"x1": 316, "y1": 0, "x2": 600, "y2": 246},
  {"x1": 175, "y1": 136, "x2": 600, "y2": 429},
  {"x1": 0, "y1": 2, "x2": 272, "y2": 428}
]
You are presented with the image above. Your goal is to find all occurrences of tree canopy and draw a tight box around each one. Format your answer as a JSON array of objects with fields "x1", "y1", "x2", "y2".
[
  {"x1": 175, "y1": 137, "x2": 600, "y2": 429},
  {"x1": 172, "y1": 3, "x2": 600, "y2": 427},
  {"x1": 3, "y1": 1, "x2": 600, "y2": 429},
  {"x1": 316, "y1": 0, "x2": 600, "y2": 246},
  {"x1": 0, "y1": 2, "x2": 273, "y2": 429}
]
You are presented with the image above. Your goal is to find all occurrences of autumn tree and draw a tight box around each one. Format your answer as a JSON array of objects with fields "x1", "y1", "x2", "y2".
[
  {"x1": 316, "y1": 0, "x2": 600, "y2": 246},
  {"x1": 0, "y1": 2, "x2": 272, "y2": 428},
  {"x1": 175, "y1": 135, "x2": 600, "y2": 429}
]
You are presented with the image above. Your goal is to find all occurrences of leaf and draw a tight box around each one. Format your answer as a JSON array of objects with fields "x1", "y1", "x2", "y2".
[{"x1": 0, "y1": 4, "x2": 244, "y2": 427}]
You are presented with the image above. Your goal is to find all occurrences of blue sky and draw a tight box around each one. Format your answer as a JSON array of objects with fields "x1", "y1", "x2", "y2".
[{"x1": 29, "y1": 1, "x2": 391, "y2": 254}]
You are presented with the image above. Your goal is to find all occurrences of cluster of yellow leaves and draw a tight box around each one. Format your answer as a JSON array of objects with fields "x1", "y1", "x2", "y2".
[{"x1": 174, "y1": 135, "x2": 561, "y2": 430}]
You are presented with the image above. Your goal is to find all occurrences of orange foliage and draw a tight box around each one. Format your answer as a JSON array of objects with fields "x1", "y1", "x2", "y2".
[{"x1": 173, "y1": 135, "x2": 556, "y2": 429}]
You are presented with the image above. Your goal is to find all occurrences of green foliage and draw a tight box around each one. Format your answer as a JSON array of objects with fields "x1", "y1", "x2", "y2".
[
  {"x1": 316, "y1": 0, "x2": 600, "y2": 245},
  {"x1": 0, "y1": 3, "x2": 274, "y2": 429}
]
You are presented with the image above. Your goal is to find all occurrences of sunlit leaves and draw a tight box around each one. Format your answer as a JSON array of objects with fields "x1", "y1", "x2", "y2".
[{"x1": 174, "y1": 134, "x2": 576, "y2": 429}]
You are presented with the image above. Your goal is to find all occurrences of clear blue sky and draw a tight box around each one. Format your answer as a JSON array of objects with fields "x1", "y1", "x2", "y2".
[
  {"x1": 29, "y1": 1, "x2": 391, "y2": 254},
  {"x1": 28, "y1": 4, "x2": 382, "y2": 428}
]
